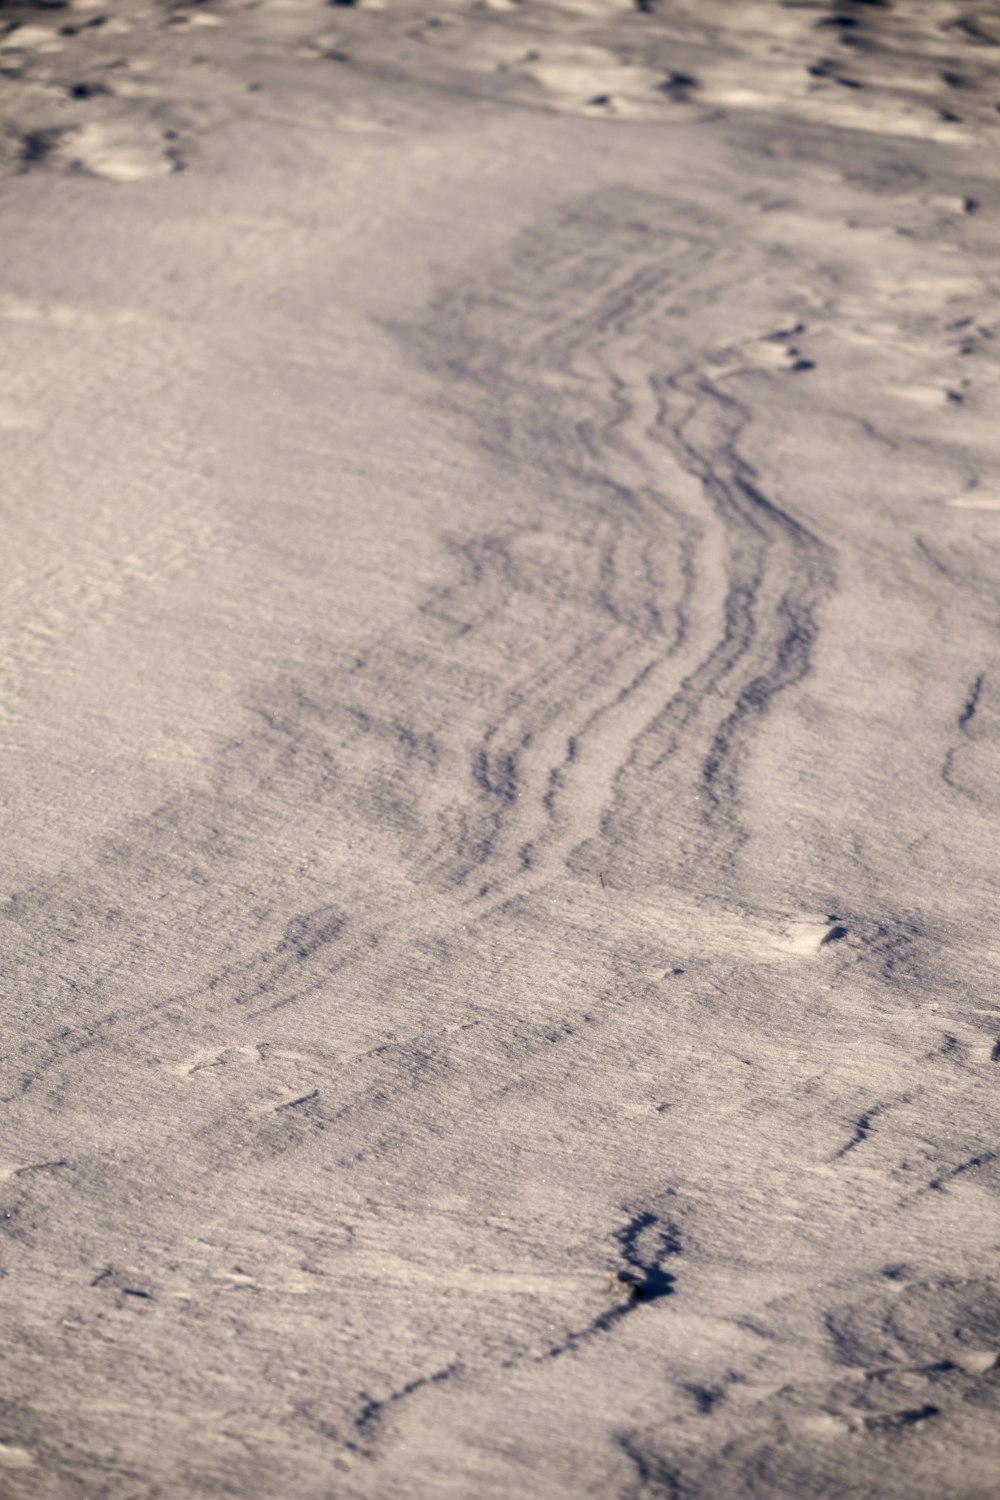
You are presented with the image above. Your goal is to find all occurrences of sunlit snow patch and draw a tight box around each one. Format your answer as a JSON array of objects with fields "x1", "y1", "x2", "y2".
[
  {"x1": 60, "y1": 122, "x2": 179, "y2": 181},
  {"x1": 0, "y1": 24, "x2": 64, "y2": 54},
  {"x1": 774, "y1": 915, "x2": 848, "y2": 957},
  {"x1": 0, "y1": 1444, "x2": 33, "y2": 1470},
  {"x1": 517, "y1": 45, "x2": 668, "y2": 117}
]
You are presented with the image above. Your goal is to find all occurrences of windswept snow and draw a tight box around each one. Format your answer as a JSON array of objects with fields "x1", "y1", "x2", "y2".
[{"x1": 1, "y1": 1, "x2": 999, "y2": 1496}]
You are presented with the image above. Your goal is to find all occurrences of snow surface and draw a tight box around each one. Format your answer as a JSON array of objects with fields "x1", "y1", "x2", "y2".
[{"x1": 1, "y1": 0, "x2": 999, "y2": 1495}]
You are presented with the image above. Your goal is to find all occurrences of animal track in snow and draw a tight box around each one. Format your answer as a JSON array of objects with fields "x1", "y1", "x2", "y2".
[{"x1": 824, "y1": 1275, "x2": 1000, "y2": 1384}]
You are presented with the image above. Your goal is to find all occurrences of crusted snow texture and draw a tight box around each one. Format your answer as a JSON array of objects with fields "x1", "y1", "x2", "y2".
[{"x1": 1, "y1": 0, "x2": 999, "y2": 1496}]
